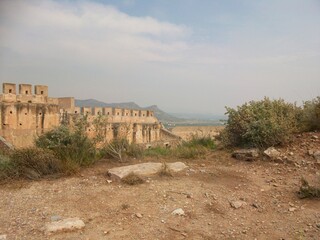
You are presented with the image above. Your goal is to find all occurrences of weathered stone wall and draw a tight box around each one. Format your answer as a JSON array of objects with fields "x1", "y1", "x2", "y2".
[
  {"x1": 0, "y1": 102, "x2": 60, "y2": 147},
  {"x1": 0, "y1": 83, "x2": 181, "y2": 148}
]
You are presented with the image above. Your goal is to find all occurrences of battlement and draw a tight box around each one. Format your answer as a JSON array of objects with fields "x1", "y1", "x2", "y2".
[{"x1": 1, "y1": 83, "x2": 55, "y2": 104}]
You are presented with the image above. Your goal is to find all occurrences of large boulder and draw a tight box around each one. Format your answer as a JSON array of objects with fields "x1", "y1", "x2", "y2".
[
  {"x1": 107, "y1": 162, "x2": 188, "y2": 180},
  {"x1": 232, "y1": 149, "x2": 259, "y2": 161}
]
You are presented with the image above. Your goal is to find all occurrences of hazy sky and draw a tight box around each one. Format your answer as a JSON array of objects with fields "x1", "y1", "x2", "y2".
[{"x1": 0, "y1": 0, "x2": 319, "y2": 115}]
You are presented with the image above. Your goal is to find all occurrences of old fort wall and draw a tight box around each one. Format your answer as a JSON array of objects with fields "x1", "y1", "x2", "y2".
[{"x1": 0, "y1": 83, "x2": 180, "y2": 148}]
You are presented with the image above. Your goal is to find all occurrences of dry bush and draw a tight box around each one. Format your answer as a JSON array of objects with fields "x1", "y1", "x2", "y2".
[
  {"x1": 10, "y1": 148, "x2": 63, "y2": 180},
  {"x1": 158, "y1": 163, "x2": 173, "y2": 177},
  {"x1": 121, "y1": 172, "x2": 145, "y2": 185}
]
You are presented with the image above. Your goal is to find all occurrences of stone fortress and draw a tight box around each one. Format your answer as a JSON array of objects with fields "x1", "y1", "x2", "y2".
[{"x1": 0, "y1": 83, "x2": 179, "y2": 148}]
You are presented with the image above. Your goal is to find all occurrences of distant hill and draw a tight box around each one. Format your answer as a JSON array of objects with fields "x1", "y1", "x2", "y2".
[{"x1": 75, "y1": 99, "x2": 183, "y2": 123}]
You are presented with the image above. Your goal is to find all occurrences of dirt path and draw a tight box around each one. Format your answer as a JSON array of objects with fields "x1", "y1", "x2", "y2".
[{"x1": 1, "y1": 149, "x2": 320, "y2": 239}]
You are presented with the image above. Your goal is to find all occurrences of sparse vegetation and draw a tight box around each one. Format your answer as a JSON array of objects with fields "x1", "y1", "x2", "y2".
[
  {"x1": 36, "y1": 117, "x2": 96, "y2": 166},
  {"x1": 8, "y1": 148, "x2": 63, "y2": 180},
  {"x1": 298, "y1": 177, "x2": 320, "y2": 199},
  {"x1": 158, "y1": 163, "x2": 173, "y2": 177},
  {"x1": 301, "y1": 96, "x2": 320, "y2": 131},
  {"x1": 221, "y1": 97, "x2": 302, "y2": 148},
  {"x1": 121, "y1": 172, "x2": 145, "y2": 185}
]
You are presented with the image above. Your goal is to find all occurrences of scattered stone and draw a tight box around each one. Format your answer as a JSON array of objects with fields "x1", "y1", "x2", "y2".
[
  {"x1": 288, "y1": 152, "x2": 294, "y2": 156},
  {"x1": 313, "y1": 151, "x2": 320, "y2": 161},
  {"x1": 311, "y1": 135, "x2": 319, "y2": 140},
  {"x1": 251, "y1": 203, "x2": 259, "y2": 208},
  {"x1": 264, "y1": 147, "x2": 281, "y2": 159},
  {"x1": 171, "y1": 208, "x2": 185, "y2": 216},
  {"x1": 50, "y1": 215, "x2": 62, "y2": 222},
  {"x1": 288, "y1": 207, "x2": 296, "y2": 212},
  {"x1": 308, "y1": 149, "x2": 314, "y2": 156},
  {"x1": 106, "y1": 180, "x2": 112, "y2": 184},
  {"x1": 44, "y1": 217, "x2": 85, "y2": 234},
  {"x1": 107, "y1": 162, "x2": 188, "y2": 180},
  {"x1": 135, "y1": 213, "x2": 143, "y2": 218},
  {"x1": 230, "y1": 200, "x2": 247, "y2": 209},
  {"x1": 232, "y1": 149, "x2": 259, "y2": 161},
  {"x1": 0, "y1": 235, "x2": 7, "y2": 240},
  {"x1": 316, "y1": 223, "x2": 320, "y2": 229}
]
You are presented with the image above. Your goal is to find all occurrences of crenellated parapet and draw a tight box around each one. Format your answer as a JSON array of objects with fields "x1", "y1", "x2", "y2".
[
  {"x1": 1, "y1": 83, "x2": 58, "y2": 105},
  {"x1": 58, "y1": 97, "x2": 157, "y2": 124}
]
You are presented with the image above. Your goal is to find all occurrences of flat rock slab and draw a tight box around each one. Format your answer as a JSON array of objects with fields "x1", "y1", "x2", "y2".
[
  {"x1": 44, "y1": 218, "x2": 85, "y2": 234},
  {"x1": 232, "y1": 149, "x2": 259, "y2": 161},
  {"x1": 108, "y1": 162, "x2": 188, "y2": 180}
]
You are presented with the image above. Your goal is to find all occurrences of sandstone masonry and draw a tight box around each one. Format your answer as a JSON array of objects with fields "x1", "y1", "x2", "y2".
[{"x1": 0, "y1": 83, "x2": 179, "y2": 148}]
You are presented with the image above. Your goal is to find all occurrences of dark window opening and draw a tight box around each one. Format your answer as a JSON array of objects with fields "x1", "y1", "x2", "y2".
[
  {"x1": 25, "y1": 113, "x2": 27, "y2": 115},
  {"x1": 75, "y1": 111, "x2": 78, "y2": 113},
  {"x1": 126, "y1": 113, "x2": 128, "y2": 116},
  {"x1": 107, "y1": 112, "x2": 110, "y2": 115},
  {"x1": 117, "y1": 112, "x2": 119, "y2": 115},
  {"x1": 19, "y1": 123, "x2": 22, "y2": 126},
  {"x1": 9, "y1": 111, "x2": 12, "y2": 114},
  {"x1": 135, "y1": 113, "x2": 137, "y2": 116},
  {"x1": 143, "y1": 114, "x2": 145, "y2": 117},
  {"x1": 25, "y1": 91, "x2": 28, "y2": 94},
  {"x1": 39, "y1": 112, "x2": 42, "y2": 115},
  {"x1": 41, "y1": 91, "x2": 44, "y2": 95},
  {"x1": 28, "y1": 100, "x2": 32, "y2": 103},
  {"x1": 9, "y1": 89, "x2": 12, "y2": 93}
]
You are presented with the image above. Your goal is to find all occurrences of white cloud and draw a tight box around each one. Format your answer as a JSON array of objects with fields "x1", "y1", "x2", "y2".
[{"x1": 0, "y1": 0, "x2": 319, "y2": 114}]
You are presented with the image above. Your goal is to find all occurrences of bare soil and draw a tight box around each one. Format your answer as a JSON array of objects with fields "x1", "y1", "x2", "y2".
[{"x1": 0, "y1": 132, "x2": 320, "y2": 240}]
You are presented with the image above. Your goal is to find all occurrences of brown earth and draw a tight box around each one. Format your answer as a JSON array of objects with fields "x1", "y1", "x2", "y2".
[{"x1": 0, "y1": 132, "x2": 320, "y2": 240}]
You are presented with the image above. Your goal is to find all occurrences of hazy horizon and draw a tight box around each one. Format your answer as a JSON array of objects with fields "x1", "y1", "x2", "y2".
[{"x1": 1, "y1": 0, "x2": 319, "y2": 115}]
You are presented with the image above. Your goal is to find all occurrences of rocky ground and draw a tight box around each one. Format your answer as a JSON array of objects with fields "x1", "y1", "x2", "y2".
[{"x1": 0, "y1": 132, "x2": 320, "y2": 240}]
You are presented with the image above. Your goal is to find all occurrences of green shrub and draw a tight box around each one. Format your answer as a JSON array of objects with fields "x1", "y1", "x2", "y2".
[
  {"x1": 221, "y1": 97, "x2": 302, "y2": 148},
  {"x1": 9, "y1": 148, "x2": 62, "y2": 180},
  {"x1": 0, "y1": 154, "x2": 14, "y2": 180},
  {"x1": 36, "y1": 119, "x2": 96, "y2": 166},
  {"x1": 302, "y1": 96, "x2": 320, "y2": 131}
]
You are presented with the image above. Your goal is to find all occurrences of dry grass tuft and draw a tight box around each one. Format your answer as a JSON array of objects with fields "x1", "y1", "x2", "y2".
[
  {"x1": 158, "y1": 163, "x2": 173, "y2": 177},
  {"x1": 121, "y1": 172, "x2": 145, "y2": 185}
]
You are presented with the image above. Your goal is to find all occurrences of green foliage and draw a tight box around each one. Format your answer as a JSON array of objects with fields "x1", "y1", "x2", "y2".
[
  {"x1": 301, "y1": 96, "x2": 320, "y2": 131},
  {"x1": 0, "y1": 153, "x2": 14, "y2": 180},
  {"x1": 92, "y1": 115, "x2": 108, "y2": 144},
  {"x1": 36, "y1": 117, "x2": 96, "y2": 166},
  {"x1": 144, "y1": 146, "x2": 172, "y2": 158},
  {"x1": 9, "y1": 148, "x2": 62, "y2": 180},
  {"x1": 298, "y1": 177, "x2": 320, "y2": 199},
  {"x1": 183, "y1": 136, "x2": 216, "y2": 150},
  {"x1": 221, "y1": 97, "x2": 302, "y2": 148}
]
